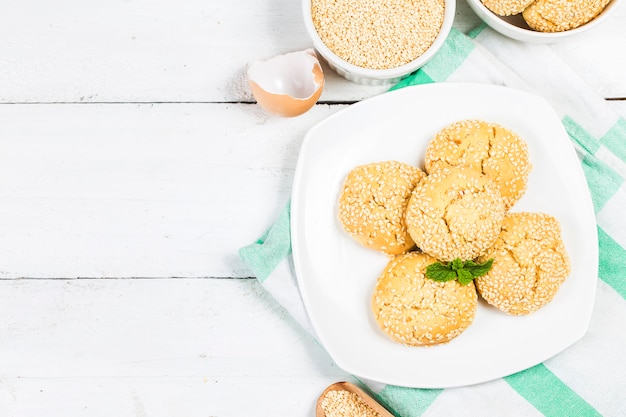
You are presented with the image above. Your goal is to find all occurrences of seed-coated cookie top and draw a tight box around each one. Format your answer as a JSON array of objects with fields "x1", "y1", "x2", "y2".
[
  {"x1": 425, "y1": 119, "x2": 531, "y2": 211},
  {"x1": 372, "y1": 251, "x2": 478, "y2": 346},
  {"x1": 475, "y1": 212, "x2": 571, "y2": 315},
  {"x1": 481, "y1": 0, "x2": 535, "y2": 16},
  {"x1": 339, "y1": 160, "x2": 426, "y2": 255},
  {"x1": 406, "y1": 166, "x2": 505, "y2": 261},
  {"x1": 522, "y1": 0, "x2": 612, "y2": 32}
]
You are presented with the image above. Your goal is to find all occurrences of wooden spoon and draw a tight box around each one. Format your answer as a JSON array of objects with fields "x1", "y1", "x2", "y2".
[{"x1": 316, "y1": 381, "x2": 395, "y2": 417}]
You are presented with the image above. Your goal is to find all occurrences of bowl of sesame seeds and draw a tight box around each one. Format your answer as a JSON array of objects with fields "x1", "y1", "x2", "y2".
[
  {"x1": 466, "y1": 0, "x2": 622, "y2": 42},
  {"x1": 303, "y1": 0, "x2": 456, "y2": 85}
]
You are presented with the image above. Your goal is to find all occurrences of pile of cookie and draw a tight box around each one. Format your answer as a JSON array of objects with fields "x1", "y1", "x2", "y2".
[
  {"x1": 482, "y1": 0, "x2": 612, "y2": 32},
  {"x1": 338, "y1": 119, "x2": 571, "y2": 346}
]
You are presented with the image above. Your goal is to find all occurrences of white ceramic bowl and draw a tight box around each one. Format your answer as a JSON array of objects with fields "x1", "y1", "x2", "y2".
[
  {"x1": 466, "y1": 0, "x2": 623, "y2": 43},
  {"x1": 302, "y1": 0, "x2": 456, "y2": 85}
]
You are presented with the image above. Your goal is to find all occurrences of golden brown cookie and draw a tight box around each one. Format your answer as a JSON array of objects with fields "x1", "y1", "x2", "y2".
[
  {"x1": 338, "y1": 161, "x2": 426, "y2": 255},
  {"x1": 522, "y1": 0, "x2": 611, "y2": 32},
  {"x1": 371, "y1": 252, "x2": 478, "y2": 346},
  {"x1": 425, "y1": 119, "x2": 531, "y2": 211},
  {"x1": 405, "y1": 166, "x2": 505, "y2": 262},
  {"x1": 475, "y1": 212, "x2": 571, "y2": 315},
  {"x1": 481, "y1": 0, "x2": 535, "y2": 16}
]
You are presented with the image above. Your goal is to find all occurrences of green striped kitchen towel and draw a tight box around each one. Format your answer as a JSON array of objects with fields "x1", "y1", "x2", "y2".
[{"x1": 239, "y1": 26, "x2": 625, "y2": 417}]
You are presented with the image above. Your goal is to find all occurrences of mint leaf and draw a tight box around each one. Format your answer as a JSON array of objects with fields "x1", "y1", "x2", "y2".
[
  {"x1": 425, "y1": 262, "x2": 457, "y2": 282},
  {"x1": 425, "y1": 258, "x2": 494, "y2": 285},
  {"x1": 463, "y1": 258, "x2": 494, "y2": 278},
  {"x1": 451, "y1": 258, "x2": 465, "y2": 271},
  {"x1": 457, "y1": 269, "x2": 474, "y2": 285}
]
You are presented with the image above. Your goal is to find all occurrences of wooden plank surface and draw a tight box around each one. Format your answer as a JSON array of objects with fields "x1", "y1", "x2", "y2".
[
  {"x1": 0, "y1": 0, "x2": 625, "y2": 415},
  {"x1": 1, "y1": 100, "x2": 625, "y2": 279},
  {"x1": 0, "y1": 0, "x2": 624, "y2": 103},
  {"x1": 0, "y1": 103, "x2": 347, "y2": 278},
  {"x1": 0, "y1": 278, "x2": 353, "y2": 416}
]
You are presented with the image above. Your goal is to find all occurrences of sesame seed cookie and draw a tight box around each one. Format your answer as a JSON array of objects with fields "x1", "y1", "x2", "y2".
[
  {"x1": 405, "y1": 166, "x2": 506, "y2": 262},
  {"x1": 338, "y1": 161, "x2": 426, "y2": 255},
  {"x1": 522, "y1": 0, "x2": 611, "y2": 32},
  {"x1": 481, "y1": 0, "x2": 535, "y2": 16},
  {"x1": 475, "y1": 212, "x2": 571, "y2": 315},
  {"x1": 372, "y1": 251, "x2": 478, "y2": 346},
  {"x1": 425, "y1": 119, "x2": 531, "y2": 211}
]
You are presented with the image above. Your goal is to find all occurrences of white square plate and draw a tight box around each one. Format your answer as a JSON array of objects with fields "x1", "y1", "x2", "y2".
[{"x1": 290, "y1": 83, "x2": 598, "y2": 388}]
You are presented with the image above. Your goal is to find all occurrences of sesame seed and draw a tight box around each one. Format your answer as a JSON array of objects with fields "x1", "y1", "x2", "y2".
[
  {"x1": 481, "y1": 0, "x2": 535, "y2": 16},
  {"x1": 405, "y1": 166, "x2": 505, "y2": 261},
  {"x1": 339, "y1": 161, "x2": 426, "y2": 255},
  {"x1": 320, "y1": 389, "x2": 382, "y2": 417},
  {"x1": 372, "y1": 252, "x2": 478, "y2": 346},
  {"x1": 311, "y1": 0, "x2": 445, "y2": 70},
  {"x1": 522, "y1": 0, "x2": 612, "y2": 32},
  {"x1": 424, "y1": 119, "x2": 531, "y2": 211},
  {"x1": 475, "y1": 212, "x2": 571, "y2": 315}
]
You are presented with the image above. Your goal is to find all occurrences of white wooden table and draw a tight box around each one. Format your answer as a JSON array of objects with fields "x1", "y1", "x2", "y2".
[{"x1": 0, "y1": 1, "x2": 624, "y2": 416}]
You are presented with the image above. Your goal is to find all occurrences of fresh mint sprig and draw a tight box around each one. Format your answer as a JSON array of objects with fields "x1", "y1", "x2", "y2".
[{"x1": 425, "y1": 258, "x2": 494, "y2": 285}]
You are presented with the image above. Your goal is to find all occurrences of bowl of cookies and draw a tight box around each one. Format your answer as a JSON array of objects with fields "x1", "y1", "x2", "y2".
[
  {"x1": 302, "y1": 0, "x2": 456, "y2": 84},
  {"x1": 466, "y1": 0, "x2": 623, "y2": 42}
]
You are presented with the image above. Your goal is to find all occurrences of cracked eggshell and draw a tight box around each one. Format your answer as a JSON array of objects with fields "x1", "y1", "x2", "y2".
[{"x1": 247, "y1": 49, "x2": 324, "y2": 117}]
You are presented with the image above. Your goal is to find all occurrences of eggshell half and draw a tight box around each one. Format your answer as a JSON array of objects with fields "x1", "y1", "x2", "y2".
[{"x1": 248, "y1": 49, "x2": 324, "y2": 117}]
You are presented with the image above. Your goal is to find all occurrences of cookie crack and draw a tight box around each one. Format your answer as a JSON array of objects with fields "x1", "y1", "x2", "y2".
[
  {"x1": 537, "y1": 10, "x2": 561, "y2": 28},
  {"x1": 481, "y1": 126, "x2": 498, "y2": 176}
]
